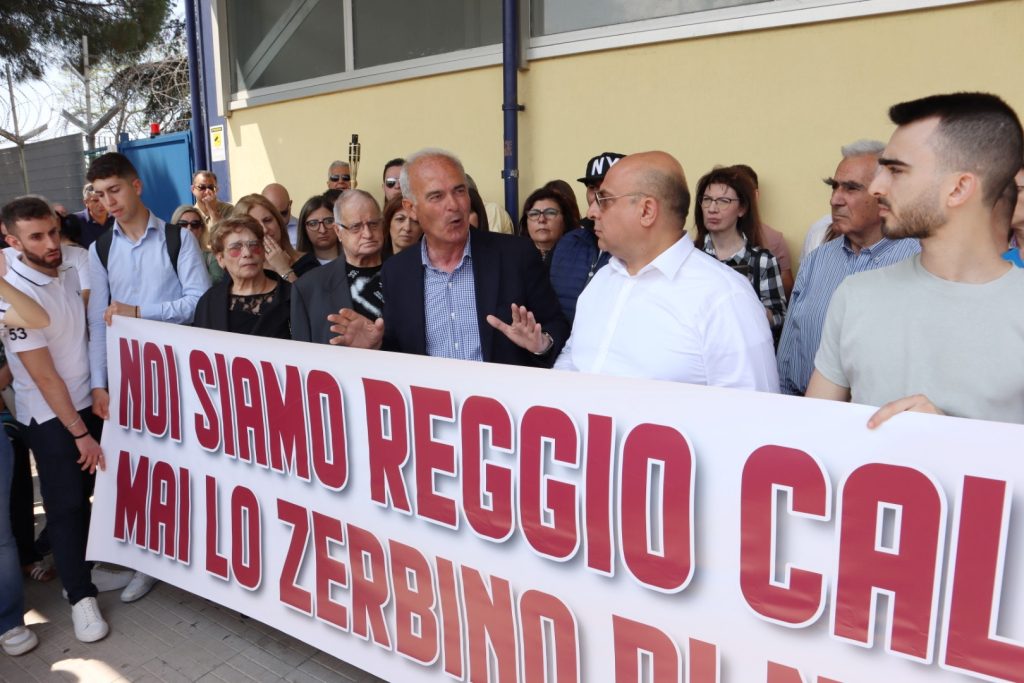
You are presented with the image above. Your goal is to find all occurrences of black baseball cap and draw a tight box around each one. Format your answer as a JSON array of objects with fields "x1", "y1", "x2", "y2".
[{"x1": 578, "y1": 152, "x2": 625, "y2": 186}]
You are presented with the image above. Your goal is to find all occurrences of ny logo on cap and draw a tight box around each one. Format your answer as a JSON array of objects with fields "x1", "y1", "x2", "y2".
[{"x1": 590, "y1": 155, "x2": 621, "y2": 177}]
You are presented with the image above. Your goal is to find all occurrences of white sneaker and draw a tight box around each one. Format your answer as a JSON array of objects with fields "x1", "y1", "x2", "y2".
[
  {"x1": 1, "y1": 625, "x2": 39, "y2": 655},
  {"x1": 70, "y1": 597, "x2": 109, "y2": 643},
  {"x1": 120, "y1": 571, "x2": 157, "y2": 603}
]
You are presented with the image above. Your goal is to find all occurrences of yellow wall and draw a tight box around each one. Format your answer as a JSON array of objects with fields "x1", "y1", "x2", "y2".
[{"x1": 226, "y1": 0, "x2": 1024, "y2": 264}]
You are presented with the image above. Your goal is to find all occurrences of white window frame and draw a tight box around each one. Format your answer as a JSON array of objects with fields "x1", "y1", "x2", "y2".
[{"x1": 219, "y1": 0, "x2": 976, "y2": 113}]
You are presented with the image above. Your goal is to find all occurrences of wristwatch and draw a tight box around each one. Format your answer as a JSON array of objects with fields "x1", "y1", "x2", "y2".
[{"x1": 533, "y1": 332, "x2": 554, "y2": 356}]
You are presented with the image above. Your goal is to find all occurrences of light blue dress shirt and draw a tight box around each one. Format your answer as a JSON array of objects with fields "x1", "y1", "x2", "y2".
[{"x1": 87, "y1": 211, "x2": 211, "y2": 389}]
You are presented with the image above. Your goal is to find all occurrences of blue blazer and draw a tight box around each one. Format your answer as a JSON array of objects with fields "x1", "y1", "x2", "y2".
[{"x1": 381, "y1": 230, "x2": 569, "y2": 367}]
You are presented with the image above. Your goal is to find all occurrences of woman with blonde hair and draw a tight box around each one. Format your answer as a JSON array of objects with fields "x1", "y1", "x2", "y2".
[{"x1": 232, "y1": 194, "x2": 318, "y2": 283}]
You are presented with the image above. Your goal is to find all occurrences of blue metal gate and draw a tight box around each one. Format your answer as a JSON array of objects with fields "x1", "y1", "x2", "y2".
[{"x1": 119, "y1": 131, "x2": 195, "y2": 222}]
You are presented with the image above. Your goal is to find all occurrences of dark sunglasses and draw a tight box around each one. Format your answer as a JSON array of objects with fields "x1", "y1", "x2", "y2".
[
  {"x1": 194, "y1": 184, "x2": 216, "y2": 192},
  {"x1": 178, "y1": 219, "x2": 204, "y2": 229},
  {"x1": 384, "y1": 178, "x2": 400, "y2": 188},
  {"x1": 329, "y1": 174, "x2": 352, "y2": 182}
]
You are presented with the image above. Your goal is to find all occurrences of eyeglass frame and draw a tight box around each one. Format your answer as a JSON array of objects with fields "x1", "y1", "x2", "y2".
[
  {"x1": 304, "y1": 216, "x2": 336, "y2": 231},
  {"x1": 591, "y1": 191, "x2": 648, "y2": 210},
  {"x1": 223, "y1": 240, "x2": 264, "y2": 257},
  {"x1": 526, "y1": 208, "x2": 562, "y2": 221},
  {"x1": 699, "y1": 195, "x2": 740, "y2": 209},
  {"x1": 337, "y1": 218, "x2": 384, "y2": 234}
]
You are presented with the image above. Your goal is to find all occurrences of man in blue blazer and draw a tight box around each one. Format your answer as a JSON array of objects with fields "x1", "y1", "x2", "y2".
[{"x1": 328, "y1": 148, "x2": 568, "y2": 367}]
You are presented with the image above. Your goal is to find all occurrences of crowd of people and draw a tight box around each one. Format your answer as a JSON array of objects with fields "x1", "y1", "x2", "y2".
[{"x1": 1, "y1": 90, "x2": 1022, "y2": 657}]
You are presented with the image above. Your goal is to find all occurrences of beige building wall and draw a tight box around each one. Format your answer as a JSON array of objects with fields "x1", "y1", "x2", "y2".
[{"x1": 226, "y1": 0, "x2": 1023, "y2": 264}]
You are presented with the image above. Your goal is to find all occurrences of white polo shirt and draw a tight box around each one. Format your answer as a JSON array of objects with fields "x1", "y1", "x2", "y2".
[
  {"x1": 2, "y1": 254, "x2": 91, "y2": 424},
  {"x1": 555, "y1": 234, "x2": 780, "y2": 392}
]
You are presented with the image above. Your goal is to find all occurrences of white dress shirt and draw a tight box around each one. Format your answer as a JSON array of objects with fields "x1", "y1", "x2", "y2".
[{"x1": 555, "y1": 234, "x2": 779, "y2": 392}]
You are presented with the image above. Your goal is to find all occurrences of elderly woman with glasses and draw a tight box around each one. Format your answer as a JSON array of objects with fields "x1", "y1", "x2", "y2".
[
  {"x1": 692, "y1": 166, "x2": 787, "y2": 339},
  {"x1": 171, "y1": 205, "x2": 225, "y2": 284},
  {"x1": 192, "y1": 215, "x2": 291, "y2": 339},
  {"x1": 296, "y1": 194, "x2": 340, "y2": 265},
  {"x1": 518, "y1": 186, "x2": 580, "y2": 265}
]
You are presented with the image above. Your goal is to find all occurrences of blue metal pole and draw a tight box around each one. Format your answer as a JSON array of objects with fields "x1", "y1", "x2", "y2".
[
  {"x1": 501, "y1": 0, "x2": 523, "y2": 225},
  {"x1": 184, "y1": 0, "x2": 208, "y2": 173}
]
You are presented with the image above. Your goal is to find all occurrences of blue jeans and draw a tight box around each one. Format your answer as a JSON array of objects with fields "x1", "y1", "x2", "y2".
[{"x1": 0, "y1": 431, "x2": 26, "y2": 633}]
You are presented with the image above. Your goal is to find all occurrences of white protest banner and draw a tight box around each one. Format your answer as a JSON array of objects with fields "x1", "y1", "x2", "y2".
[{"x1": 89, "y1": 318, "x2": 1024, "y2": 682}]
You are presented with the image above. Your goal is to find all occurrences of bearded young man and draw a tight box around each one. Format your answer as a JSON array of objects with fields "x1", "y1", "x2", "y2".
[{"x1": 806, "y1": 92, "x2": 1024, "y2": 426}]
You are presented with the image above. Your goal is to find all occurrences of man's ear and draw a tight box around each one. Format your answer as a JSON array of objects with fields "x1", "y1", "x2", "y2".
[
  {"x1": 403, "y1": 198, "x2": 417, "y2": 222},
  {"x1": 4, "y1": 233, "x2": 19, "y2": 250},
  {"x1": 639, "y1": 195, "x2": 659, "y2": 228},
  {"x1": 945, "y1": 172, "x2": 979, "y2": 209},
  {"x1": 132, "y1": 176, "x2": 143, "y2": 197}
]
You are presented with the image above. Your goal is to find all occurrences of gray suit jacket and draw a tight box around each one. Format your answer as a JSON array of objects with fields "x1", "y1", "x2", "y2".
[{"x1": 290, "y1": 257, "x2": 353, "y2": 344}]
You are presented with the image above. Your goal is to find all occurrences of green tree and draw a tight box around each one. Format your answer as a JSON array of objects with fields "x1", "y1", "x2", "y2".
[{"x1": 0, "y1": 0, "x2": 171, "y2": 81}]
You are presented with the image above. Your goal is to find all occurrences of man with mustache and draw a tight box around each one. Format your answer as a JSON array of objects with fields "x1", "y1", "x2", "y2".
[
  {"x1": 806, "y1": 93, "x2": 1024, "y2": 425},
  {"x1": 776, "y1": 140, "x2": 919, "y2": 395}
]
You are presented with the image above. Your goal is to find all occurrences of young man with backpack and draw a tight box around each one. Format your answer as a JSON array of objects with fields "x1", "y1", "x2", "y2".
[{"x1": 86, "y1": 152, "x2": 210, "y2": 602}]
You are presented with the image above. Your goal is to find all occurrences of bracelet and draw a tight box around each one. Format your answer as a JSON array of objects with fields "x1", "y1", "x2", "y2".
[
  {"x1": 65, "y1": 416, "x2": 83, "y2": 432},
  {"x1": 72, "y1": 431, "x2": 90, "y2": 440},
  {"x1": 282, "y1": 269, "x2": 295, "y2": 280}
]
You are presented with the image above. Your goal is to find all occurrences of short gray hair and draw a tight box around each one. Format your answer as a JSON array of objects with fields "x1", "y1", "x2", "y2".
[
  {"x1": 328, "y1": 160, "x2": 350, "y2": 173},
  {"x1": 333, "y1": 188, "x2": 380, "y2": 224},
  {"x1": 399, "y1": 148, "x2": 466, "y2": 204},
  {"x1": 840, "y1": 139, "x2": 885, "y2": 159}
]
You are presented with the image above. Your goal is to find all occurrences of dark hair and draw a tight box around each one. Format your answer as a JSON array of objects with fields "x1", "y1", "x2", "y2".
[
  {"x1": 296, "y1": 194, "x2": 336, "y2": 252},
  {"x1": 86, "y1": 152, "x2": 139, "y2": 182},
  {"x1": 731, "y1": 164, "x2": 759, "y2": 189},
  {"x1": 382, "y1": 195, "x2": 405, "y2": 256},
  {"x1": 517, "y1": 186, "x2": 581, "y2": 241},
  {"x1": 2, "y1": 196, "x2": 54, "y2": 234},
  {"x1": 322, "y1": 188, "x2": 344, "y2": 205},
  {"x1": 382, "y1": 158, "x2": 405, "y2": 181},
  {"x1": 693, "y1": 166, "x2": 764, "y2": 250},
  {"x1": 192, "y1": 169, "x2": 217, "y2": 183},
  {"x1": 210, "y1": 214, "x2": 265, "y2": 254},
  {"x1": 468, "y1": 188, "x2": 490, "y2": 232},
  {"x1": 889, "y1": 92, "x2": 1024, "y2": 205},
  {"x1": 542, "y1": 179, "x2": 582, "y2": 228}
]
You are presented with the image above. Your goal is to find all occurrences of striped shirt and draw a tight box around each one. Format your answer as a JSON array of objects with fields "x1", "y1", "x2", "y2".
[
  {"x1": 776, "y1": 235, "x2": 920, "y2": 395},
  {"x1": 420, "y1": 236, "x2": 483, "y2": 361}
]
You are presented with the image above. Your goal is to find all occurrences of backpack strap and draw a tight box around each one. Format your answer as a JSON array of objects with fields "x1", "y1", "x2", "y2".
[
  {"x1": 164, "y1": 223, "x2": 181, "y2": 276},
  {"x1": 95, "y1": 227, "x2": 114, "y2": 271}
]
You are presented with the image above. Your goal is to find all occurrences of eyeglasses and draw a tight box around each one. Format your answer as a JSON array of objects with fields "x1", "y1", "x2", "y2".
[
  {"x1": 177, "y1": 219, "x2": 204, "y2": 230},
  {"x1": 304, "y1": 217, "x2": 336, "y2": 231},
  {"x1": 527, "y1": 208, "x2": 561, "y2": 221},
  {"x1": 592, "y1": 191, "x2": 645, "y2": 210},
  {"x1": 338, "y1": 218, "x2": 383, "y2": 233},
  {"x1": 194, "y1": 184, "x2": 217, "y2": 192},
  {"x1": 328, "y1": 174, "x2": 352, "y2": 183},
  {"x1": 700, "y1": 196, "x2": 738, "y2": 209},
  {"x1": 384, "y1": 178, "x2": 400, "y2": 188},
  {"x1": 224, "y1": 240, "x2": 264, "y2": 257}
]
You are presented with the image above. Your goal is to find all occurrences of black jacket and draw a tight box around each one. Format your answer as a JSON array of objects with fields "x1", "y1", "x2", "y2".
[{"x1": 194, "y1": 270, "x2": 291, "y2": 339}]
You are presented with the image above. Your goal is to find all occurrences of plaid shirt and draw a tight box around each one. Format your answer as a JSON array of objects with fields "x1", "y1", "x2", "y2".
[
  {"x1": 701, "y1": 237, "x2": 787, "y2": 335},
  {"x1": 420, "y1": 237, "x2": 483, "y2": 361}
]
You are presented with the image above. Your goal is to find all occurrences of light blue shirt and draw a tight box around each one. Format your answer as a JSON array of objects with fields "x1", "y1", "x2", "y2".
[
  {"x1": 776, "y1": 235, "x2": 919, "y2": 395},
  {"x1": 87, "y1": 211, "x2": 211, "y2": 389},
  {"x1": 420, "y1": 236, "x2": 482, "y2": 361}
]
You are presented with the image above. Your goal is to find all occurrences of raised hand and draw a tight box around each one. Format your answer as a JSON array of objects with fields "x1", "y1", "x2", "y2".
[
  {"x1": 486, "y1": 304, "x2": 552, "y2": 354},
  {"x1": 327, "y1": 308, "x2": 384, "y2": 349}
]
